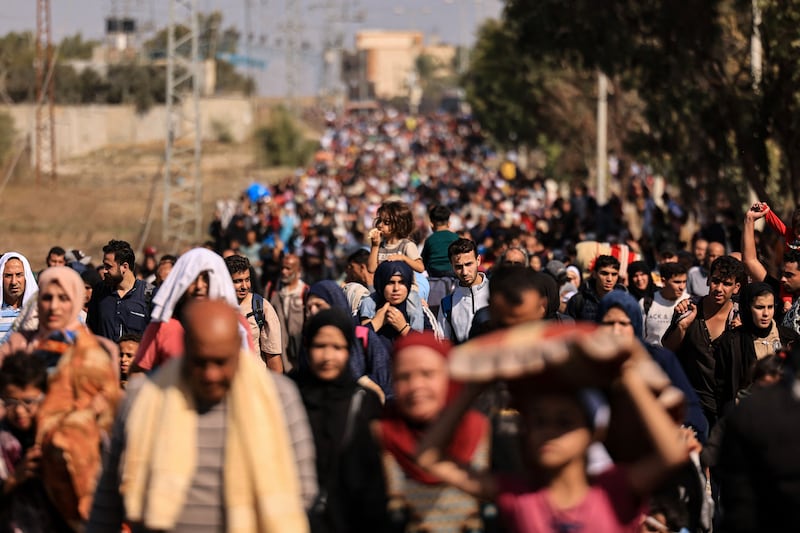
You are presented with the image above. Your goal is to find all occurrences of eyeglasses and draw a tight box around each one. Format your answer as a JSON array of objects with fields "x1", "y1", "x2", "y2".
[{"x1": 2, "y1": 394, "x2": 45, "y2": 411}]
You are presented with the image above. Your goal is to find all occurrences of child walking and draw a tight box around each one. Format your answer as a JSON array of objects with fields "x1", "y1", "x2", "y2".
[{"x1": 416, "y1": 323, "x2": 690, "y2": 533}]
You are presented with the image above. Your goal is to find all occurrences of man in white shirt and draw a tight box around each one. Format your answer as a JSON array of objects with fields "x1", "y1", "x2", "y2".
[{"x1": 641, "y1": 262, "x2": 689, "y2": 346}]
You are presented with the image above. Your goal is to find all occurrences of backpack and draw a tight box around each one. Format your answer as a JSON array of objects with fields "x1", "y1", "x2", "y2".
[
  {"x1": 248, "y1": 292, "x2": 267, "y2": 330},
  {"x1": 440, "y1": 294, "x2": 456, "y2": 342},
  {"x1": 355, "y1": 325, "x2": 369, "y2": 351}
]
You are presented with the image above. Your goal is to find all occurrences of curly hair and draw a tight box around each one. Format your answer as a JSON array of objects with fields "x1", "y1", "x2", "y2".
[
  {"x1": 709, "y1": 255, "x2": 746, "y2": 285},
  {"x1": 224, "y1": 254, "x2": 251, "y2": 275},
  {"x1": 375, "y1": 201, "x2": 414, "y2": 239}
]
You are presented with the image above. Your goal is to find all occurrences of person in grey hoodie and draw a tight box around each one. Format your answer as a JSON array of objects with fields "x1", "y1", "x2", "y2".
[{"x1": 437, "y1": 239, "x2": 490, "y2": 344}]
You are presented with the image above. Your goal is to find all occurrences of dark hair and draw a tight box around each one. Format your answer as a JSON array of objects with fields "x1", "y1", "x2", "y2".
[
  {"x1": 490, "y1": 266, "x2": 549, "y2": 307},
  {"x1": 659, "y1": 262, "x2": 687, "y2": 281},
  {"x1": 429, "y1": 204, "x2": 451, "y2": 225},
  {"x1": 118, "y1": 333, "x2": 142, "y2": 345},
  {"x1": 375, "y1": 201, "x2": 414, "y2": 239},
  {"x1": 103, "y1": 239, "x2": 135, "y2": 269},
  {"x1": 224, "y1": 254, "x2": 250, "y2": 275},
  {"x1": 784, "y1": 249, "x2": 800, "y2": 268},
  {"x1": 792, "y1": 208, "x2": 800, "y2": 232},
  {"x1": 593, "y1": 255, "x2": 620, "y2": 273},
  {"x1": 448, "y1": 238, "x2": 478, "y2": 262},
  {"x1": 750, "y1": 353, "x2": 784, "y2": 383},
  {"x1": 0, "y1": 352, "x2": 47, "y2": 393},
  {"x1": 347, "y1": 248, "x2": 370, "y2": 266},
  {"x1": 159, "y1": 254, "x2": 177, "y2": 266},
  {"x1": 709, "y1": 255, "x2": 746, "y2": 286},
  {"x1": 47, "y1": 246, "x2": 66, "y2": 258}
]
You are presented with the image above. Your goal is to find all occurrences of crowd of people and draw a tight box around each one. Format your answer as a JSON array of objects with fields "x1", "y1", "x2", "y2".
[{"x1": 0, "y1": 107, "x2": 799, "y2": 532}]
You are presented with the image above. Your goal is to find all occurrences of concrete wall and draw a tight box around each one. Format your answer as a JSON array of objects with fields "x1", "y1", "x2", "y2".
[{"x1": 0, "y1": 96, "x2": 254, "y2": 162}]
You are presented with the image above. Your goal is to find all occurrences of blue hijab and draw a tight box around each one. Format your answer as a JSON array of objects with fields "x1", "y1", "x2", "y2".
[
  {"x1": 597, "y1": 290, "x2": 644, "y2": 339},
  {"x1": 307, "y1": 280, "x2": 350, "y2": 313}
]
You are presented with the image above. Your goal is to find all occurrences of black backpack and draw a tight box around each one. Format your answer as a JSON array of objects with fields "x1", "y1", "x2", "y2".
[{"x1": 248, "y1": 292, "x2": 267, "y2": 330}]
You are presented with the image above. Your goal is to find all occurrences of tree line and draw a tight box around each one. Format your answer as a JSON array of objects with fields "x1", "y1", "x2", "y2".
[{"x1": 464, "y1": 0, "x2": 800, "y2": 211}]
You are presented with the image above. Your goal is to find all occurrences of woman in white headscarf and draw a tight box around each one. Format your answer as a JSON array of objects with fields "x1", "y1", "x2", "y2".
[{"x1": 130, "y1": 248, "x2": 252, "y2": 373}]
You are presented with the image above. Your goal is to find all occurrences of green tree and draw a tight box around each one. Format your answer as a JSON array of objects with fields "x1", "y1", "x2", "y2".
[
  {"x1": 499, "y1": 0, "x2": 800, "y2": 209},
  {"x1": 255, "y1": 106, "x2": 317, "y2": 167}
]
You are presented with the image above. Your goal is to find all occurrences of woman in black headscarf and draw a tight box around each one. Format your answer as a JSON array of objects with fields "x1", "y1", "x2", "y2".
[
  {"x1": 627, "y1": 260, "x2": 656, "y2": 301},
  {"x1": 714, "y1": 282, "x2": 800, "y2": 415},
  {"x1": 358, "y1": 261, "x2": 429, "y2": 349},
  {"x1": 294, "y1": 308, "x2": 389, "y2": 533},
  {"x1": 304, "y1": 280, "x2": 392, "y2": 401}
]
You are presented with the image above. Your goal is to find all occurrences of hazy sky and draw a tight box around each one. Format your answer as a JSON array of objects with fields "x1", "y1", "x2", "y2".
[{"x1": 1, "y1": 0, "x2": 504, "y2": 96}]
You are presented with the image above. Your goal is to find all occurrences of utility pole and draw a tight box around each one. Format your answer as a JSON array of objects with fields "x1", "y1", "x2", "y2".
[
  {"x1": 280, "y1": 0, "x2": 304, "y2": 108},
  {"x1": 596, "y1": 71, "x2": 608, "y2": 206},
  {"x1": 163, "y1": 0, "x2": 203, "y2": 247},
  {"x1": 35, "y1": 0, "x2": 56, "y2": 183}
]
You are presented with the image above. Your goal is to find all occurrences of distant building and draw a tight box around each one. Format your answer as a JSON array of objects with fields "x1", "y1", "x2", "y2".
[{"x1": 355, "y1": 30, "x2": 424, "y2": 100}]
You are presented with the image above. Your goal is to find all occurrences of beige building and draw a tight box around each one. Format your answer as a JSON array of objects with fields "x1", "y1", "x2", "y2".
[{"x1": 355, "y1": 30, "x2": 424, "y2": 100}]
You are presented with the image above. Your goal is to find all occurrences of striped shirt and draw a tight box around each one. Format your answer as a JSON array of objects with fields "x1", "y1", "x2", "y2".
[{"x1": 0, "y1": 303, "x2": 21, "y2": 345}]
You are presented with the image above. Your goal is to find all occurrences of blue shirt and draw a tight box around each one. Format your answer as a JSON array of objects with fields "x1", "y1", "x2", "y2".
[
  {"x1": 0, "y1": 302, "x2": 21, "y2": 345},
  {"x1": 86, "y1": 279, "x2": 151, "y2": 342}
]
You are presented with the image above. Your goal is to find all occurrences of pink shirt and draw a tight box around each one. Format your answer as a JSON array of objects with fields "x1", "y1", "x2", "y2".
[
  {"x1": 133, "y1": 316, "x2": 255, "y2": 372},
  {"x1": 497, "y1": 466, "x2": 643, "y2": 533}
]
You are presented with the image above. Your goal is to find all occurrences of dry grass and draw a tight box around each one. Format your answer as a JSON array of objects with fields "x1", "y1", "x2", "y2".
[{"x1": 1, "y1": 140, "x2": 292, "y2": 271}]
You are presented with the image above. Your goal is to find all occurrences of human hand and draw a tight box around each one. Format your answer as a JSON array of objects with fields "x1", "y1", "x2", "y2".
[
  {"x1": 369, "y1": 228, "x2": 382, "y2": 246},
  {"x1": 14, "y1": 445, "x2": 41, "y2": 483},
  {"x1": 746, "y1": 202, "x2": 769, "y2": 222},
  {"x1": 673, "y1": 299, "x2": 697, "y2": 328},
  {"x1": 385, "y1": 306, "x2": 409, "y2": 332}
]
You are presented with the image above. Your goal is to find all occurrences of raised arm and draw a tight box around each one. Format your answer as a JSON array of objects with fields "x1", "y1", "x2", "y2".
[
  {"x1": 415, "y1": 383, "x2": 497, "y2": 500},
  {"x1": 742, "y1": 204, "x2": 768, "y2": 282}
]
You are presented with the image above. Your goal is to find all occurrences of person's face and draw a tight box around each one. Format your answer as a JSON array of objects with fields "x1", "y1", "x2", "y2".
[
  {"x1": 119, "y1": 340, "x2": 139, "y2": 376},
  {"x1": 2, "y1": 384, "x2": 44, "y2": 432},
  {"x1": 750, "y1": 293, "x2": 775, "y2": 329},
  {"x1": 503, "y1": 249, "x2": 527, "y2": 267},
  {"x1": 781, "y1": 261, "x2": 800, "y2": 294},
  {"x1": 451, "y1": 251, "x2": 480, "y2": 286},
  {"x1": 707, "y1": 272, "x2": 740, "y2": 305},
  {"x1": 305, "y1": 295, "x2": 331, "y2": 317},
  {"x1": 530, "y1": 255, "x2": 543, "y2": 271},
  {"x1": 631, "y1": 271, "x2": 650, "y2": 292},
  {"x1": 594, "y1": 266, "x2": 619, "y2": 295},
  {"x1": 662, "y1": 274, "x2": 687, "y2": 300},
  {"x1": 280, "y1": 257, "x2": 300, "y2": 284},
  {"x1": 2, "y1": 259, "x2": 25, "y2": 306},
  {"x1": 231, "y1": 270, "x2": 251, "y2": 303},
  {"x1": 707, "y1": 242, "x2": 725, "y2": 267},
  {"x1": 186, "y1": 271, "x2": 210, "y2": 300},
  {"x1": 102, "y1": 252, "x2": 125, "y2": 286},
  {"x1": 83, "y1": 282, "x2": 93, "y2": 307},
  {"x1": 47, "y1": 253, "x2": 66, "y2": 267},
  {"x1": 375, "y1": 213, "x2": 393, "y2": 237},
  {"x1": 156, "y1": 262, "x2": 173, "y2": 285},
  {"x1": 518, "y1": 393, "x2": 592, "y2": 471},
  {"x1": 308, "y1": 325, "x2": 349, "y2": 381},
  {"x1": 38, "y1": 282, "x2": 75, "y2": 331},
  {"x1": 490, "y1": 290, "x2": 547, "y2": 328},
  {"x1": 694, "y1": 239, "x2": 708, "y2": 263},
  {"x1": 393, "y1": 346, "x2": 450, "y2": 423},
  {"x1": 144, "y1": 256, "x2": 157, "y2": 271},
  {"x1": 383, "y1": 275, "x2": 409, "y2": 305},
  {"x1": 599, "y1": 307, "x2": 635, "y2": 338},
  {"x1": 566, "y1": 269, "x2": 581, "y2": 287},
  {"x1": 184, "y1": 326, "x2": 240, "y2": 406}
]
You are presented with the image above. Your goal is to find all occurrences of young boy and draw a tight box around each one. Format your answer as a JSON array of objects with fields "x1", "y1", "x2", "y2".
[{"x1": 117, "y1": 333, "x2": 141, "y2": 388}]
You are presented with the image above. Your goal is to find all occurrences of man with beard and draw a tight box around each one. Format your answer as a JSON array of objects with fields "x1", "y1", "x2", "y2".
[
  {"x1": 437, "y1": 239, "x2": 489, "y2": 344},
  {"x1": 0, "y1": 253, "x2": 38, "y2": 344},
  {"x1": 663, "y1": 255, "x2": 745, "y2": 428},
  {"x1": 269, "y1": 254, "x2": 308, "y2": 372},
  {"x1": 87, "y1": 240, "x2": 152, "y2": 342},
  {"x1": 687, "y1": 241, "x2": 725, "y2": 298}
]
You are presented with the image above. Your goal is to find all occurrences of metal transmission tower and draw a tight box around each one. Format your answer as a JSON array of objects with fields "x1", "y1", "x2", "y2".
[
  {"x1": 280, "y1": 0, "x2": 305, "y2": 106},
  {"x1": 162, "y1": 0, "x2": 203, "y2": 247},
  {"x1": 35, "y1": 0, "x2": 56, "y2": 183},
  {"x1": 315, "y1": 0, "x2": 363, "y2": 108}
]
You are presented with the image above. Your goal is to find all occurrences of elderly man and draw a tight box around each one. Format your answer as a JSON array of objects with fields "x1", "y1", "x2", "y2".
[
  {"x1": 269, "y1": 254, "x2": 308, "y2": 372},
  {"x1": 0, "y1": 252, "x2": 38, "y2": 344},
  {"x1": 88, "y1": 300, "x2": 315, "y2": 532}
]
